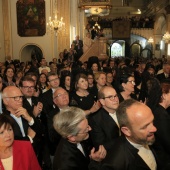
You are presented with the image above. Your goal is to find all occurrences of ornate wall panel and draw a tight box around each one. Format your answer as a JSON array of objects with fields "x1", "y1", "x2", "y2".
[{"x1": 57, "y1": 0, "x2": 70, "y2": 54}]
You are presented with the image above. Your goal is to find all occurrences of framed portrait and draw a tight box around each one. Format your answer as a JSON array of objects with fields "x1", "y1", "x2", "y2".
[{"x1": 16, "y1": 0, "x2": 46, "y2": 37}]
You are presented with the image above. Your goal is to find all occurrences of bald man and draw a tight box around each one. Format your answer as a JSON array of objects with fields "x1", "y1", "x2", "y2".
[
  {"x1": 89, "y1": 86, "x2": 120, "y2": 150},
  {"x1": 101, "y1": 99, "x2": 160, "y2": 170}
]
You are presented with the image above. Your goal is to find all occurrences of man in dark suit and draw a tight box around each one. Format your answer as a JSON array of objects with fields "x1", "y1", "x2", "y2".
[
  {"x1": 53, "y1": 107, "x2": 106, "y2": 170},
  {"x1": 89, "y1": 86, "x2": 120, "y2": 150},
  {"x1": 40, "y1": 72, "x2": 60, "y2": 115},
  {"x1": 72, "y1": 35, "x2": 83, "y2": 61},
  {"x1": 156, "y1": 62, "x2": 170, "y2": 82},
  {"x1": 101, "y1": 99, "x2": 159, "y2": 170},
  {"x1": 2, "y1": 86, "x2": 39, "y2": 143},
  {"x1": 47, "y1": 87, "x2": 69, "y2": 156},
  {"x1": 19, "y1": 75, "x2": 51, "y2": 169}
]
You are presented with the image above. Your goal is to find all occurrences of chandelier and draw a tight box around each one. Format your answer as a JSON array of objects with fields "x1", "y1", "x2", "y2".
[
  {"x1": 46, "y1": 0, "x2": 65, "y2": 36},
  {"x1": 163, "y1": 32, "x2": 170, "y2": 43},
  {"x1": 93, "y1": 22, "x2": 101, "y2": 32},
  {"x1": 148, "y1": 37, "x2": 154, "y2": 43}
]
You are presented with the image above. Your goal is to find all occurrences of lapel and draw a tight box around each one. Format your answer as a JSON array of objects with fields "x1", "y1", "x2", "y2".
[{"x1": 125, "y1": 139, "x2": 152, "y2": 170}]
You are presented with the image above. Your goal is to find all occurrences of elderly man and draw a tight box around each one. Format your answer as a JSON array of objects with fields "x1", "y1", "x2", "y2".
[
  {"x1": 47, "y1": 87, "x2": 69, "y2": 156},
  {"x1": 101, "y1": 99, "x2": 159, "y2": 170},
  {"x1": 2, "y1": 86, "x2": 39, "y2": 143},
  {"x1": 89, "y1": 86, "x2": 120, "y2": 150},
  {"x1": 53, "y1": 107, "x2": 106, "y2": 170}
]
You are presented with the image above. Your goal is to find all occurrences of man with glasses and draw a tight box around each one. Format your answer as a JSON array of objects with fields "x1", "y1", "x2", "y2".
[
  {"x1": 2, "y1": 86, "x2": 40, "y2": 144},
  {"x1": 89, "y1": 86, "x2": 120, "y2": 150},
  {"x1": 53, "y1": 107, "x2": 106, "y2": 170},
  {"x1": 47, "y1": 87, "x2": 70, "y2": 158},
  {"x1": 40, "y1": 72, "x2": 60, "y2": 115}
]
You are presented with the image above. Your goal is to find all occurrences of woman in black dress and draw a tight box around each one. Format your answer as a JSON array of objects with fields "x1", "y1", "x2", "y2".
[{"x1": 70, "y1": 73, "x2": 101, "y2": 116}]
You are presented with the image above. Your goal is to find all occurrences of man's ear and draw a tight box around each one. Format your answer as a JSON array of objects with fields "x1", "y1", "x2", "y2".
[
  {"x1": 99, "y1": 99, "x2": 105, "y2": 106},
  {"x1": 121, "y1": 126, "x2": 131, "y2": 137},
  {"x1": 67, "y1": 135, "x2": 76, "y2": 143}
]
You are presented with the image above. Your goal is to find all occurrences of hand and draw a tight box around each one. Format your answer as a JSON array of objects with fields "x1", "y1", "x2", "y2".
[
  {"x1": 33, "y1": 102, "x2": 43, "y2": 117},
  {"x1": 90, "y1": 101, "x2": 101, "y2": 113},
  {"x1": 89, "y1": 145, "x2": 107, "y2": 162},
  {"x1": 27, "y1": 127, "x2": 36, "y2": 139},
  {"x1": 15, "y1": 107, "x2": 32, "y2": 122}
]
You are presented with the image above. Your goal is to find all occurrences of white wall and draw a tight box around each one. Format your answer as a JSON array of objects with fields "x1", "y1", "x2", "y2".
[{"x1": 9, "y1": 0, "x2": 53, "y2": 63}]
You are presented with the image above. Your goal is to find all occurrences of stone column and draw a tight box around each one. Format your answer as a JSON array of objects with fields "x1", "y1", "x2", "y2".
[{"x1": 2, "y1": 0, "x2": 11, "y2": 57}]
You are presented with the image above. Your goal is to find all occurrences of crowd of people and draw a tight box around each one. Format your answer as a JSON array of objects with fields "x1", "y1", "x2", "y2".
[{"x1": 0, "y1": 52, "x2": 170, "y2": 169}]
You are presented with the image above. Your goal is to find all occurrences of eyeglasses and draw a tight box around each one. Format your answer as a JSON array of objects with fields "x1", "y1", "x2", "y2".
[
  {"x1": 53, "y1": 92, "x2": 68, "y2": 99},
  {"x1": 103, "y1": 94, "x2": 118, "y2": 100},
  {"x1": 4, "y1": 96, "x2": 23, "y2": 101},
  {"x1": 49, "y1": 77, "x2": 59, "y2": 82},
  {"x1": 22, "y1": 86, "x2": 35, "y2": 90},
  {"x1": 128, "y1": 80, "x2": 135, "y2": 85},
  {"x1": 77, "y1": 125, "x2": 90, "y2": 135}
]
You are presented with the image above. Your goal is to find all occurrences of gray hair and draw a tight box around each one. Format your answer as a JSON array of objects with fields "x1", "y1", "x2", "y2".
[{"x1": 53, "y1": 107, "x2": 86, "y2": 138}]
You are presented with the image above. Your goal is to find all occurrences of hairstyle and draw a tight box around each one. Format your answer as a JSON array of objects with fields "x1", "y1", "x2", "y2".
[
  {"x1": 74, "y1": 73, "x2": 88, "y2": 91},
  {"x1": 38, "y1": 73, "x2": 48, "y2": 86},
  {"x1": 94, "y1": 71, "x2": 106, "y2": 81},
  {"x1": 119, "y1": 73, "x2": 134, "y2": 92},
  {"x1": 53, "y1": 107, "x2": 86, "y2": 138},
  {"x1": 19, "y1": 75, "x2": 35, "y2": 87},
  {"x1": 3, "y1": 66, "x2": 16, "y2": 83},
  {"x1": 98, "y1": 86, "x2": 107, "y2": 99},
  {"x1": 60, "y1": 74, "x2": 71, "y2": 89},
  {"x1": 47, "y1": 72, "x2": 59, "y2": 82},
  {"x1": 0, "y1": 114, "x2": 15, "y2": 130},
  {"x1": 116, "y1": 99, "x2": 140, "y2": 128}
]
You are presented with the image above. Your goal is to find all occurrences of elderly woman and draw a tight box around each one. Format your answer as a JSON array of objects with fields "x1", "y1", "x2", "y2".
[{"x1": 0, "y1": 114, "x2": 41, "y2": 170}]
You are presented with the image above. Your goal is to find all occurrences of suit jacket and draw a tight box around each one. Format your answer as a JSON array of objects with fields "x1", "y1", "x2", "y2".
[
  {"x1": 152, "y1": 104, "x2": 170, "y2": 167},
  {"x1": 40, "y1": 89, "x2": 54, "y2": 115},
  {"x1": 0, "y1": 140, "x2": 41, "y2": 170},
  {"x1": 89, "y1": 108, "x2": 120, "y2": 150},
  {"x1": 100, "y1": 136, "x2": 161, "y2": 170},
  {"x1": 47, "y1": 107, "x2": 61, "y2": 155},
  {"x1": 156, "y1": 73, "x2": 168, "y2": 82},
  {"x1": 53, "y1": 138, "x2": 90, "y2": 170}
]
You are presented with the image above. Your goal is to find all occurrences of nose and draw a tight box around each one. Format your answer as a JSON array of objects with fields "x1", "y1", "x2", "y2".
[
  {"x1": 151, "y1": 124, "x2": 157, "y2": 133},
  {"x1": 88, "y1": 125, "x2": 92, "y2": 131}
]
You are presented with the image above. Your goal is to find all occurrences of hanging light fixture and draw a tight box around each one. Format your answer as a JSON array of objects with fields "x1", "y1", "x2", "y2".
[
  {"x1": 46, "y1": 0, "x2": 65, "y2": 36},
  {"x1": 93, "y1": 22, "x2": 101, "y2": 32},
  {"x1": 148, "y1": 37, "x2": 154, "y2": 43},
  {"x1": 163, "y1": 32, "x2": 170, "y2": 43}
]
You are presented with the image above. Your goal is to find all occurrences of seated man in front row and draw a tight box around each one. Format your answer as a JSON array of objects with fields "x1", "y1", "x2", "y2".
[
  {"x1": 101, "y1": 99, "x2": 160, "y2": 170},
  {"x1": 53, "y1": 107, "x2": 106, "y2": 170}
]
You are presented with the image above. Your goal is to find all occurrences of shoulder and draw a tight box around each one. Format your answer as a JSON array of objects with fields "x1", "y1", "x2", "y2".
[{"x1": 13, "y1": 140, "x2": 32, "y2": 148}]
